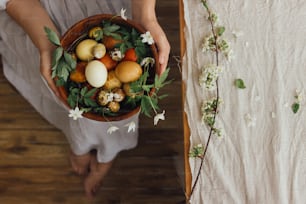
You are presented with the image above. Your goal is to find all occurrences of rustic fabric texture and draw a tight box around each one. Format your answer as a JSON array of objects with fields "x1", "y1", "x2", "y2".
[{"x1": 182, "y1": 0, "x2": 306, "y2": 203}]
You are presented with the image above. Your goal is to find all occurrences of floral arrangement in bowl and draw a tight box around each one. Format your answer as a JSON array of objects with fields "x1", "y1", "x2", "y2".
[{"x1": 44, "y1": 14, "x2": 171, "y2": 124}]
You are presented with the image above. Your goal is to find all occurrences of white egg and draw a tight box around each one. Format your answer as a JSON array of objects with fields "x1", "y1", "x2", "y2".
[{"x1": 85, "y1": 60, "x2": 108, "y2": 88}]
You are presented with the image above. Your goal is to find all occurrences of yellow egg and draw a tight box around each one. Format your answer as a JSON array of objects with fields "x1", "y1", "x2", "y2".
[
  {"x1": 85, "y1": 60, "x2": 108, "y2": 88},
  {"x1": 75, "y1": 39, "x2": 97, "y2": 61},
  {"x1": 114, "y1": 61, "x2": 143, "y2": 83}
]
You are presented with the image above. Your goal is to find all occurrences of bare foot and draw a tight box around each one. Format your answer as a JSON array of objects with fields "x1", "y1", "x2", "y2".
[
  {"x1": 84, "y1": 154, "x2": 113, "y2": 199},
  {"x1": 69, "y1": 150, "x2": 91, "y2": 175}
]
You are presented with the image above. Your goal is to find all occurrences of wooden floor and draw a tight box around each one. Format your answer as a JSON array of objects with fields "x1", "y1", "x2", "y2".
[{"x1": 0, "y1": 1, "x2": 185, "y2": 204}]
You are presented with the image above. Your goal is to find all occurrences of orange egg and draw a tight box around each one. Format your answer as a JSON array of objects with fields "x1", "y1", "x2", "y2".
[{"x1": 114, "y1": 61, "x2": 143, "y2": 83}]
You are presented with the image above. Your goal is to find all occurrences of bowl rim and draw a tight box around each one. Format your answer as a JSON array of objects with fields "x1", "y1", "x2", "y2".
[{"x1": 57, "y1": 14, "x2": 159, "y2": 122}]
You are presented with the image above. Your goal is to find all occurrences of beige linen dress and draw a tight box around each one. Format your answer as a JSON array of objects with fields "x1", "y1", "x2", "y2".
[{"x1": 0, "y1": 0, "x2": 139, "y2": 163}]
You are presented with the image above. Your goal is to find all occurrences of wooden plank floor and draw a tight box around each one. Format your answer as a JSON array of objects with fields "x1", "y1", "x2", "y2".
[{"x1": 0, "y1": 1, "x2": 185, "y2": 203}]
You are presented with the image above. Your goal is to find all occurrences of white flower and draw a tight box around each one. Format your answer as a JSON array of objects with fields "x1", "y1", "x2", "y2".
[
  {"x1": 125, "y1": 121, "x2": 136, "y2": 133},
  {"x1": 107, "y1": 126, "x2": 119, "y2": 134},
  {"x1": 68, "y1": 107, "x2": 84, "y2": 120},
  {"x1": 199, "y1": 64, "x2": 223, "y2": 90},
  {"x1": 154, "y1": 110, "x2": 165, "y2": 126},
  {"x1": 141, "y1": 31, "x2": 154, "y2": 45},
  {"x1": 244, "y1": 113, "x2": 256, "y2": 127},
  {"x1": 201, "y1": 35, "x2": 214, "y2": 52},
  {"x1": 140, "y1": 57, "x2": 155, "y2": 68},
  {"x1": 120, "y1": 8, "x2": 127, "y2": 20}
]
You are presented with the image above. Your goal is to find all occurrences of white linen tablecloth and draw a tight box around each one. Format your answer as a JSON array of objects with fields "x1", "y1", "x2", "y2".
[{"x1": 182, "y1": 0, "x2": 306, "y2": 203}]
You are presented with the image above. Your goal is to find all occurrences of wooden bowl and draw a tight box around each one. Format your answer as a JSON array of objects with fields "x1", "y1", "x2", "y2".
[{"x1": 57, "y1": 14, "x2": 159, "y2": 121}]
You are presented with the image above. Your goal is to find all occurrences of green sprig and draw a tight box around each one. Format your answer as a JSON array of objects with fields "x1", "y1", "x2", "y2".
[{"x1": 45, "y1": 27, "x2": 76, "y2": 83}]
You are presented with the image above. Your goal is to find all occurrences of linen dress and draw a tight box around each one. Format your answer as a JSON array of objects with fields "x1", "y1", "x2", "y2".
[{"x1": 0, "y1": 0, "x2": 139, "y2": 163}]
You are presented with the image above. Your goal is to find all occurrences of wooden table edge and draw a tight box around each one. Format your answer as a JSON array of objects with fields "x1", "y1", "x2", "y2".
[{"x1": 179, "y1": 0, "x2": 192, "y2": 199}]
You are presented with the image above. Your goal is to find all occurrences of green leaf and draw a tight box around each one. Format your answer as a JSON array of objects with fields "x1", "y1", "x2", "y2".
[
  {"x1": 55, "y1": 78, "x2": 65, "y2": 86},
  {"x1": 108, "y1": 32, "x2": 122, "y2": 40},
  {"x1": 142, "y1": 85, "x2": 153, "y2": 92},
  {"x1": 104, "y1": 24, "x2": 120, "y2": 33},
  {"x1": 216, "y1": 26, "x2": 225, "y2": 36},
  {"x1": 84, "y1": 88, "x2": 97, "y2": 98},
  {"x1": 44, "y1": 26, "x2": 61, "y2": 46},
  {"x1": 51, "y1": 47, "x2": 63, "y2": 68},
  {"x1": 141, "y1": 95, "x2": 153, "y2": 117},
  {"x1": 57, "y1": 60, "x2": 70, "y2": 81},
  {"x1": 234, "y1": 78, "x2": 246, "y2": 89},
  {"x1": 84, "y1": 97, "x2": 98, "y2": 107},
  {"x1": 67, "y1": 88, "x2": 79, "y2": 108},
  {"x1": 80, "y1": 86, "x2": 88, "y2": 97},
  {"x1": 60, "y1": 66, "x2": 70, "y2": 82},
  {"x1": 292, "y1": 102, "x2": 300, "y2": 114},
  {"x1": 154, "y1": 68, "x2": 171, "y2": 90},
  {"x1": 64, "y1": 51, "x2": 77, "y2": 70}
]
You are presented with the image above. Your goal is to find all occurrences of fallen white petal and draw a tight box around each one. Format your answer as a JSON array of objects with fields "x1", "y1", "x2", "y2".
[
  {"x1": 125, "y1": 121, "x2": 136, "y2": 133},
  {"x1": 107, "y1": 126, "x2": 119, "y2": 134},
  {"x1": 154, "y1": 110, "x2": 166, "y2": 126}
]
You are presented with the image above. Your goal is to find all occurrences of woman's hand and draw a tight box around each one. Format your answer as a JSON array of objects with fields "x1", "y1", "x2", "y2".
[
  {"x1": 132, "y1": 0, "x2": 171, "y2": 75},
  {"x1": 141, "y1": 20, "x2": 170, "y2": 75}
]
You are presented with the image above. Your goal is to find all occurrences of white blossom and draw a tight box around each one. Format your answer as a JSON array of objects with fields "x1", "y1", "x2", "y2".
[
  {"x1": 120, "y1": 8, "x2": 127, "y2": 20},
  {"x1": 141, "y1": 31, "x2": 154, "y2": 45},
  {"x1": 125, "y1": 121, "x2": 136, "y2": 133},
  {"x1": 154, "y1": 110, "x2": 165, "y2": 126},
  {"x1": 201, "y1": 35, "x2": 214, "y2": 52},
  {"x1": 199, "y1": 64, "x2": 223, "y2": 90},
  {"x1": 107, "y1": 126, "x2": 119, "y2": 134},
  {"x1": 295, "y1": 89, "x2": 303, "y2": 102},
  {"x1": 140, "y1": 57, "x2": 155, "y2": 68},
  {"x1": 68, "y1": 107, "x2": 84, "y2": 120}
]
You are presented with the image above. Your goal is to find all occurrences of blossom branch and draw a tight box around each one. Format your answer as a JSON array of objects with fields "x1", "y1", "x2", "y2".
[{"x1": 188, "y1": 0, "x2": 222, "y2": 201}]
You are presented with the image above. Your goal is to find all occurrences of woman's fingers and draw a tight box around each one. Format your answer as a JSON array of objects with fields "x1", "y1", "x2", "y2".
[
  {"x1": 156, "y1": 35, "x2": 170, "y2": 75},
  {"x1": 143, "y1": 21, "x2": 171, "y2": 75}
]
